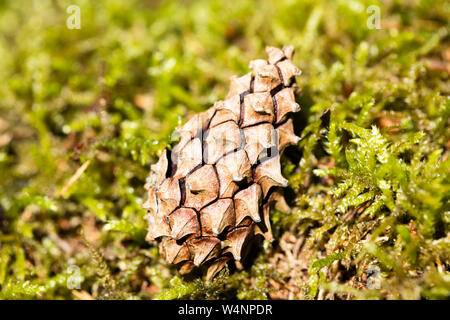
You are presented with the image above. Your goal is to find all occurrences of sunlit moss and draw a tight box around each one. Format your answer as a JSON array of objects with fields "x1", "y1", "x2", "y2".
[{"x1": 0, "y1": 0, "x2": 448, "y2": 300}]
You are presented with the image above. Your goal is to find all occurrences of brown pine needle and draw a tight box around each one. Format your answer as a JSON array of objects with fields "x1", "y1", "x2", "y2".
[
  {"x1": 71, "y1": 290, "x2": 95, "y2": 300},
  {"x1": 59, "y1": 160, "x2": 91, "y2": 197}
]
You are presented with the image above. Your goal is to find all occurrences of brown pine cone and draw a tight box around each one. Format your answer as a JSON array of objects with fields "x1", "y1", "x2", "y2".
[{"x1": 143, "y1": 46, "x2": 301, "y2": 279}]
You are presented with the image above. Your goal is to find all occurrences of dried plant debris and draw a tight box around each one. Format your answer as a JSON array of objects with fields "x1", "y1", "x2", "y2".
[{"x1": 143, "y1": 46, "x2": 301, "y2": 278}]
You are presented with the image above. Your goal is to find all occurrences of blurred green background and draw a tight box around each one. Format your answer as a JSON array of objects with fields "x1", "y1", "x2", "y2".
[{"x1": 0, "y1": 0, "x2": 448, "y2": 299}]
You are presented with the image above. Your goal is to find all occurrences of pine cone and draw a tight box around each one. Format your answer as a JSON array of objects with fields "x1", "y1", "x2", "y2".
[{"x1": 143, "y1": 46, "x2": 301, "y2": 279}]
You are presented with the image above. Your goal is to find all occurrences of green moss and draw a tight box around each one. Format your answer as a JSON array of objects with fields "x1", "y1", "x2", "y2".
[{"x1": 0, "y1": 0, "x2": 448, "y2": 300}]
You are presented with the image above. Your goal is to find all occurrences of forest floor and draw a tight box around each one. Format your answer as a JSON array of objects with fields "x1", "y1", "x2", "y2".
[{"x1": 0, "y1": 0, "x2": 449, "y2": 299}]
